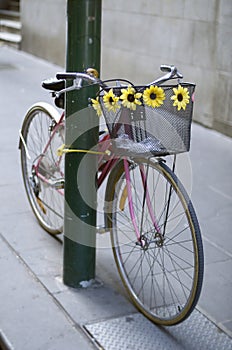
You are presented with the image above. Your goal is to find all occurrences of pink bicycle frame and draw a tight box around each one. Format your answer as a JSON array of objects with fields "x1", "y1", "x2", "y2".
[{"x1": 33, "y1": 111, "x2": 160, "y2": 242}]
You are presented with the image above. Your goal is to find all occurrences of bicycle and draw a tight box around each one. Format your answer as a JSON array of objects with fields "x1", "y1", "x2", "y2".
[{"x1": 19, "y1": 65, "x2": 204, "y2": 326}]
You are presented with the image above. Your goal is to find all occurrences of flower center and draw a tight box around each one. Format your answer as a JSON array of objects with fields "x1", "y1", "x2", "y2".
[
  {"x1": 127, "y1": 94, "x2": 135, "y2": 102},
  {"x1": 150, "y1": 93, "x2": 157, "y2": 100},
  {"x1": 177, "y1": 93, "x2": 183, "y2": 102},
  {"x1": 109, "y1": 96, "x2": 114, "y2": 104}
]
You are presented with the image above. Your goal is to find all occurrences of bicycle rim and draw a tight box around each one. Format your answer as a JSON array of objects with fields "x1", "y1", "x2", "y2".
[
  {"x1": 20, "y1": 106, "x2": 64, "y2": 234},
  {"x1": 108, "y1": 158, "x2": 204, "y2": 325}
]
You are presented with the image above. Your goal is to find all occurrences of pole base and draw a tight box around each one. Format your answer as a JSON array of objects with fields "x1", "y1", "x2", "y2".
[{"x1": 63, "y1": 236, "x2": 96, "y2": 288}]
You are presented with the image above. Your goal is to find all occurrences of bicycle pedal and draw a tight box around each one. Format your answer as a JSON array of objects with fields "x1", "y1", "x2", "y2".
[{"x1": 36, "y1": 197, "x2": 46, "y2": 215}]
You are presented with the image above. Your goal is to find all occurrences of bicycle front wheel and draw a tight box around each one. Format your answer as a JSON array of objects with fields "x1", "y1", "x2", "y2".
[
  {"x1": 20, "y1": 103, "x2": 64, "y2": 234},
  {"x1": 106, "y1": 158, "x2": 204, "y2": 325}
]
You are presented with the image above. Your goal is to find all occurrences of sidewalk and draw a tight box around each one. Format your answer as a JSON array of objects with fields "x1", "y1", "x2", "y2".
[{"x1": 0, "y1": 46, "x2": 232, "y2": 350}]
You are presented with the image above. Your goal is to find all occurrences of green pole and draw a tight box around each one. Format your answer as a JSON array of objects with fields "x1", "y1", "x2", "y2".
[{"x1": 63, "y1": 0, "x2": 101, "y2": 288}]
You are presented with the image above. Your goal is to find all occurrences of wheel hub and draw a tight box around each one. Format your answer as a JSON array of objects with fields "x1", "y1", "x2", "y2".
[
  {"x1": 137, "y1": 231, "x2": 165, "y2": 250},
  {"x1": 154, "y1": 232, "x2": 165, "y2": 247}
]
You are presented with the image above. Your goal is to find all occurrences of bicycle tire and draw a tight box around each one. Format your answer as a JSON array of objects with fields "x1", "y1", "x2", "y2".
[
  {"x1": 20, "y1": 103, "x2": 64, "y2": 234},
  {"x1": 105, "y1": 158, "x2": 204, "y2": 325}
]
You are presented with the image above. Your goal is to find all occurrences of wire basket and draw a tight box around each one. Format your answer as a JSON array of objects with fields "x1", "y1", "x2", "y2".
[{"x1": 98, "y1": 83, "x2": 195, "y2": 157}]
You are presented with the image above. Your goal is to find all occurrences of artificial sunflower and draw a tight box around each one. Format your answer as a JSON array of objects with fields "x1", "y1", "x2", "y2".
[
  {"x1": 171, "y1": 85, "x2": 190, "y2": 111},
  {"x1": 120, "y1": 85, "x2": 142, "y2": 110},
  {"x1": 91, "y1": 97, "x2": 102, "y2": 117},
  {"x1": 103, "y1": 89, "x2": 120, "y2": 112},
  {"x1": 143, "y1": 85, "x2": 165, "y2": 108}
]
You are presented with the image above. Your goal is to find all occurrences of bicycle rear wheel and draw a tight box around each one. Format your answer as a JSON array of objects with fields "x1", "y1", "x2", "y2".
[
  {"x1": 20, "y1": 103, "x2": 64, "y2": 234},
  {"x1": 105, "y1": 158, "x2": 204, "y2": 325}
]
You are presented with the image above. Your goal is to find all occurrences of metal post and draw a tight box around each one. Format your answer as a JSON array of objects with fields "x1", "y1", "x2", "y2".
[{"x1": 63, "y1": 0, "x2": 101, "y2": 288}]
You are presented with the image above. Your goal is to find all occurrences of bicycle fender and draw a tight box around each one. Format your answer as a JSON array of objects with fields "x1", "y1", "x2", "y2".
[
  {"x1": 27, "y1": 102, "x2": 61, "y2": 124},
  {"x1": 104, "y1": 160, "x2": 124, "y2": 230},
  {"x1": 19, "y1": 102, "x2": 61, "y2": 149}
]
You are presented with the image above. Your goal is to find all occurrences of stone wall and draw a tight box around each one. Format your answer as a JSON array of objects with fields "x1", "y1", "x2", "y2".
[
  {"x1": 21, "y1": 0, "x2": 66, "y2": 67},
  {"x1": 20, "y1": 0, "x2": 232, "y2": 136}
]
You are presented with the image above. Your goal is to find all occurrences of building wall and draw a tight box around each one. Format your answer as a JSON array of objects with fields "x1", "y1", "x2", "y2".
[
  {"x1": 21, "y1": 0, "x2": 66, "y2": 67},
  {"x1": 21, "y1": 0, "x2": 232, "y2": 137}
]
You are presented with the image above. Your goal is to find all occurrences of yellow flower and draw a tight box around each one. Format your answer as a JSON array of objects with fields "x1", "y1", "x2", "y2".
[
  {"x1": 91, "y1": 97, "x2": 102, "y2": 117},
  {"x1": 143, "y1": 85, "x2": 166, "y2": 108},
  {"x1": 120, "y1": 85, "x2": 142, "y2": 110},
  {"x1": 171, "y1": 85, "x2": 190, "y2": 111},
  {"x1": 103, "y1": 89, "x2": 120, "y2": 112}
]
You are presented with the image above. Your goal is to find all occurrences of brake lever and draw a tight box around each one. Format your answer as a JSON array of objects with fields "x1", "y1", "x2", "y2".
[
  {"x1": 55, "y1": 79, "x2": 82, "y2": 98},
  {"x1": 176, "y1": 69, "x2": 183, "y2": 79}
]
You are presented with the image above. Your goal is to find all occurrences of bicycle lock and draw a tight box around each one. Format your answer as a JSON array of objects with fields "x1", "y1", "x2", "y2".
[{"x1": 63, "y1": 0, "x2": 102, "y2": 287}]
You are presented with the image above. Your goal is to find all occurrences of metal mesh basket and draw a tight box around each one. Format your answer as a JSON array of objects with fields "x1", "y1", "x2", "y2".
[{"x1": 99, "y1": 83, "x2": 195, "y2": 157}]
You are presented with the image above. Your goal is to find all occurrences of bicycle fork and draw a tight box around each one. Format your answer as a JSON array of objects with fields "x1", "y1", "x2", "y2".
[{"x1": 123, "y1": 159, "x2": 162, "y2": 248}]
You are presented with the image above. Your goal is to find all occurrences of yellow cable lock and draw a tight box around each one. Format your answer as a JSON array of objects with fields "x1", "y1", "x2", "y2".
[{"x1": 57, "y1": 144, "x2": 111, "y2": 157}]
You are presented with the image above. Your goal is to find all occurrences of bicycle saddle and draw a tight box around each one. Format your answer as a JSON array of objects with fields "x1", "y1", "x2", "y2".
[{"x1": 42, "y1": 78, "x2": 65, "y2": 91}]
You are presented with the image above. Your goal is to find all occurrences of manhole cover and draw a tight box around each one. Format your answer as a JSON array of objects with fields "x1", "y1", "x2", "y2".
[{"x1": 85, "y1": 310, "x2": 232, "y2": 350}]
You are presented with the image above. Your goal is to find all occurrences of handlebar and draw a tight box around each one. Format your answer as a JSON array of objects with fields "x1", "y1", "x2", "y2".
[
  {"x1": 55, "y1": 65, "x2": 184, "y2": 97},
  {"x1": 152, "y1": 65, "x2": 183, "y2": 84},
  {"x1": 56, "y1": 72, "x2": 97, "y2": 83},
  {"x1": 55, "y1": 70, "x2": 107, "y2": 97}
]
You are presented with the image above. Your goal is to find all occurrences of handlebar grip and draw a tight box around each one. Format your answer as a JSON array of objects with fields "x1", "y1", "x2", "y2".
[
  {"x1": 56, "y1": 72, "x2": 77, "y2": 80},
  {"x1": 160, "y1": 65, "x2": 173, "y2": 73},
  {"x1": 160, "y1": 65, "x2": 183, "y2": 79}
]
